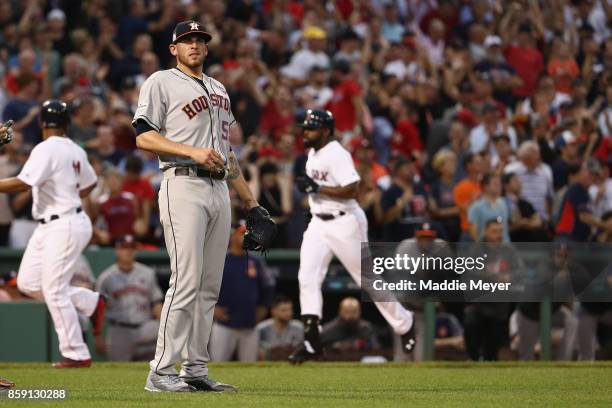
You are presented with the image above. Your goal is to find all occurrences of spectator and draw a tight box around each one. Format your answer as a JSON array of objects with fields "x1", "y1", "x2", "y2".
[
  {"x1": 353, "y1": 138, "x2": 391, "y2": 191},
  {"x1": 469, "y1": 102, "x2": 517, "y2": 157},
  {"x1": 505, "y1": 141, "x2": 554, "y2": 223},
  {"x1": 256, "y1": 295, "x2": 303, "y2": 361},
  {"x1": 453, "y1": 153, "x2": 484, "y2": 241},
  {"x1": 95, "y1": 236, "x2": 162, "y2": 361},
  {"x1": 389, "y1": 98, "x2": 424, "y2": 162},
  {"x1": 93, "y1": 167, "x2": 145, "y2": 245},
  {"x1": 467, "y1": 173, "x2": 510, "y2": 242},
  {"x1": 502, "y1": 172, "x2": 548, "y2": 242},
  {"x1": 597, "y1": 83, "x2": 612, "y2": 138},
  {"x1": 548, "y1": 39, "x2": 580, "y2": 96},
  {"x1": 443, "y1": 120, "x2": 470, "y2": 183},
  {"x1": 503, "y1": 19, "x2": 544, "y2": 99},
  {"x1": 474, "y1": 35, "x2": 523, "y2": 109},
  {"x1": 297, "y1": 65, "x2": 333, "y2": 110},
  {"x1": 67, "y1": 97, "x2": 97, "y2": 146},
  {"x1": 210, "y1": 225, "x2": 274, "y2": 362},
  {"x1": 589, "y1": 162, "x2": 612, "y2": 218},
  {"x1": 320, "y1": 297, "x2": 380, "y2": 358},
  {"x1": 429, "y1": 149, "x2": 461, "y2": 242},
  {"x1": 280, "y1": 26, "x2": 330, "y2": 83},
  {"x1": 2, "y1": 72, "x2": 41, "y2": 146},
  {"x1": 134, "y1": 51, "x2": 160, "y2": 87},
  {"x1": 490, "y1": 134, "x2": 516, "y2": 175},
  {"x1": 327, "y1": 59, "x2": 364, "y2": 143},
  {"x1": 89, "y1": 125, "x2": 125, "y2": 166},
  {"x1": 121, "y1": 155, "x2": 155, "y2": 239},
  {"x1": 381, "y1": 4, "x2": 405, "y2": 43},
  {"x1": 381, "y1": 156, "x2": 429, "y2": 241},
  {"x1": 553, "y1": 129, "x2": 583, "y2": 191},
  {"x1": 555, "y1": 159, "x2": 604, "y2": 242}
]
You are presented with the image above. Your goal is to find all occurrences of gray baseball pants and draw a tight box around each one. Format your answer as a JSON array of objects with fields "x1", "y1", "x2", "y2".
[
  {"x1": 107, "y1": 320, "x2": 159, "y2": 361},
  {"x1": 517, "y1": 306, "x2": 578, "y2": 361},
  {"x1": 209, "y1": 322, "x2": 258, "y2": 362},
  {"x1": 150, "y1": 171, "x2": 231, "y2": 377},
  {"x1": 576, "y1": 304, "x2": 612, "y2": 361}
]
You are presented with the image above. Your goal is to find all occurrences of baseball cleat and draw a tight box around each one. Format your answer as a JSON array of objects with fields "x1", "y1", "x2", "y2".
[
  {"x1": 52, "y1": 358, "x2": 92, "y2": 368},
  {"x1": 401, "y1": 322, "x2": 417, "y2": 354},
  {"x1": 183, "y1": 376, "x2": 238, "y2": 393},
  {"x1": 0, "y1": 377, "x2": 15, "y2": 388},
  {"x1": 144, "y1": 371, "x2": 195, "y2": 392},
  {"x1": 288, "y1": 344, "x2": 323, "y2": 365},
  {"x1": 90, "y1": 294, "x2": 107, "y2": 336}
]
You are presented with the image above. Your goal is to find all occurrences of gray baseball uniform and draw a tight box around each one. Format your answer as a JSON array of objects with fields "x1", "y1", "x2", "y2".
[
  {"x1": 132, "y1": 68, "x2": 234, "y2": 376},
  {"x1": 96, "y1": 262, "x2": 163, "y2": 361}
]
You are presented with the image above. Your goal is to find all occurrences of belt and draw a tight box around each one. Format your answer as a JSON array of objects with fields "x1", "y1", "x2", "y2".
[
  {"x1": 314, "y1": 211, "x2": 346, "y2": 221},
  {"x1": 109, "y1": 319, "x2": 142, "y2": 329},
  {"x1": 37, "y1": 207, "x2": 82, "y2": 224},
  {"x1": 170, "y1": 166, "x2": 226, "y2": 180}
]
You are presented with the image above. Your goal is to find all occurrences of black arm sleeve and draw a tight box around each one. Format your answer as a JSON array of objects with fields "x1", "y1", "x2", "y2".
[{"x1": 135, "y1": 119, "x2": 155, "y2": 135}]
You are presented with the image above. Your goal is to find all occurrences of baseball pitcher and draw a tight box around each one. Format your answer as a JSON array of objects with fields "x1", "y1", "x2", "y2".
[{"x1": 133, "y1": 20, "x2": 275, "y2": 393}]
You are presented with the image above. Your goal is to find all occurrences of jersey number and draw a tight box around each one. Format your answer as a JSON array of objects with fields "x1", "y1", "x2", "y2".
[{"x1": 221, "y1": 121, "x2": 229, "y2": 141}]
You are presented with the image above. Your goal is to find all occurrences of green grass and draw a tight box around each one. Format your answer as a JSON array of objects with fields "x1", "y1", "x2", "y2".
[{"x1": 1, "y1": 362, "x2": 612, "y2": 407}]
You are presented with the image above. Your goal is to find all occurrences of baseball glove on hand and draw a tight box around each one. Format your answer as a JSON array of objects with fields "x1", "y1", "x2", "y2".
[
  {"x1": 243, "y1": 206, "x2": 277, "y2": 252},
  {"x1": 0, "y1": 120, "x2": 14, "y2": 147},
  {"x1": 296, "y1": 174, "x2": 320, "y2": 194}
]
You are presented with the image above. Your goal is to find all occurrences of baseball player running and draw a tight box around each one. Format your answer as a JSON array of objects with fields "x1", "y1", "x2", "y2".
[
  {"x1": 133, "y1": 21, "x2": 275, "y2": 393},
  {"x1": 0, "y1": 100, "x2": 106, "y2": 368},
  {"x1": 289, "y1": 109, "x2": 416, "y2": 363}
]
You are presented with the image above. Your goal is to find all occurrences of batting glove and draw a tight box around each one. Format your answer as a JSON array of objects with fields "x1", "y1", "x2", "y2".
[{"x1": 296, "y1": 174, "x2": 320, "y2": 194}]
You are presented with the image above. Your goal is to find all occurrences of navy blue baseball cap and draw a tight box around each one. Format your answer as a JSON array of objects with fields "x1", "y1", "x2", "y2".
[{"x1": 172, "y1": 20, "x2": 212, "y2": 44}]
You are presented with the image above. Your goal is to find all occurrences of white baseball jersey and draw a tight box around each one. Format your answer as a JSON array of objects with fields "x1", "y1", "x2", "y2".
[
  {"x1": 17, "y1": 135, "x2": 97, "y2": 220},
  {"x1": 132, "y1": 69, "x2": 235, "y2": 169},
  {"x1": 305, "y1": 140, "x2": 361, "y2": 214},
  {"x1": 96, "y1": 262, "x2": 163, "y2": 325}
]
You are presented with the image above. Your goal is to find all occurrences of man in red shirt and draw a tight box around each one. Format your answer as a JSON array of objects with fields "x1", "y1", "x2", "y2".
[
  {"x1": 504, "y1": 24, "x2": 544, "y2": 98},
  {"x1": 93, "y1": 168, "x2": 144, "y2": 245},
  {"x1": 389, "y1": 98, "x2": 424, "y2": 162},
  {"x1": 122, "y1": 155, "x2": 155, "y2": 237},
  {"x1": 327, "y1": 59, "x2": 364, "y2": 142}
]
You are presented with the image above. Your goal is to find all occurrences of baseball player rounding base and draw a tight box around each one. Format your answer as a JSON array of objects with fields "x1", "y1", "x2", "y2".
[
  {"x1": 0, "y1": 100, "x2": 106, "y2": 368},
  {"x1": 133, "y1": 21, "x2": 275, "y2": 392},
  {"x1": 288, "y1": 109, "x2": 416, "y2": 363}
]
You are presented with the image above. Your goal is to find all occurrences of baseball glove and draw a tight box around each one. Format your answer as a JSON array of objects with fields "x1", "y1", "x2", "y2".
[
  {"x1": 243, "y1": 206, "x2": 277, "y2": 252},
  {"x1": 0, "y1": 120, "x2": 14, "y2": 147}
]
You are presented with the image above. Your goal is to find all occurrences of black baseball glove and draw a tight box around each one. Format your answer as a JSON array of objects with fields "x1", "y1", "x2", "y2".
[
  {"x1": 0, "y1": 120, "x2": 14, "y2": 147},
  {"x1": 296, "y1": 174, "x2": 320, "y2": 194},
  {"x1": 243, "y1": 206, "x2": 277, "y2": 252}
]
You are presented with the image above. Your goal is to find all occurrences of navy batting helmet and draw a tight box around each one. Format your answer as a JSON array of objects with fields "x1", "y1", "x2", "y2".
[
  {"x1": 40, "y1": 99, "x2": 70, "y2": 129},
  {"x1": 297, "y1": 109, "x2": 334, "y2": 132}
]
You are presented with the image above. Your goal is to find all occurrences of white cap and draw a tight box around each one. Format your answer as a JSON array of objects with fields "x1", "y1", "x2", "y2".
[
  {"x1": 484, "y1": 35, "x2": 502, "y2": 48},
  {"x1": 47, "y1": 9, "x2": 66, "y2": 21}
]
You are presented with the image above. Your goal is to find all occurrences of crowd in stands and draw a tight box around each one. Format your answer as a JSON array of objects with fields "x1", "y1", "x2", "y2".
[{"x1": 1, "y1": 0, "x2": 612, "y2": 361}]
